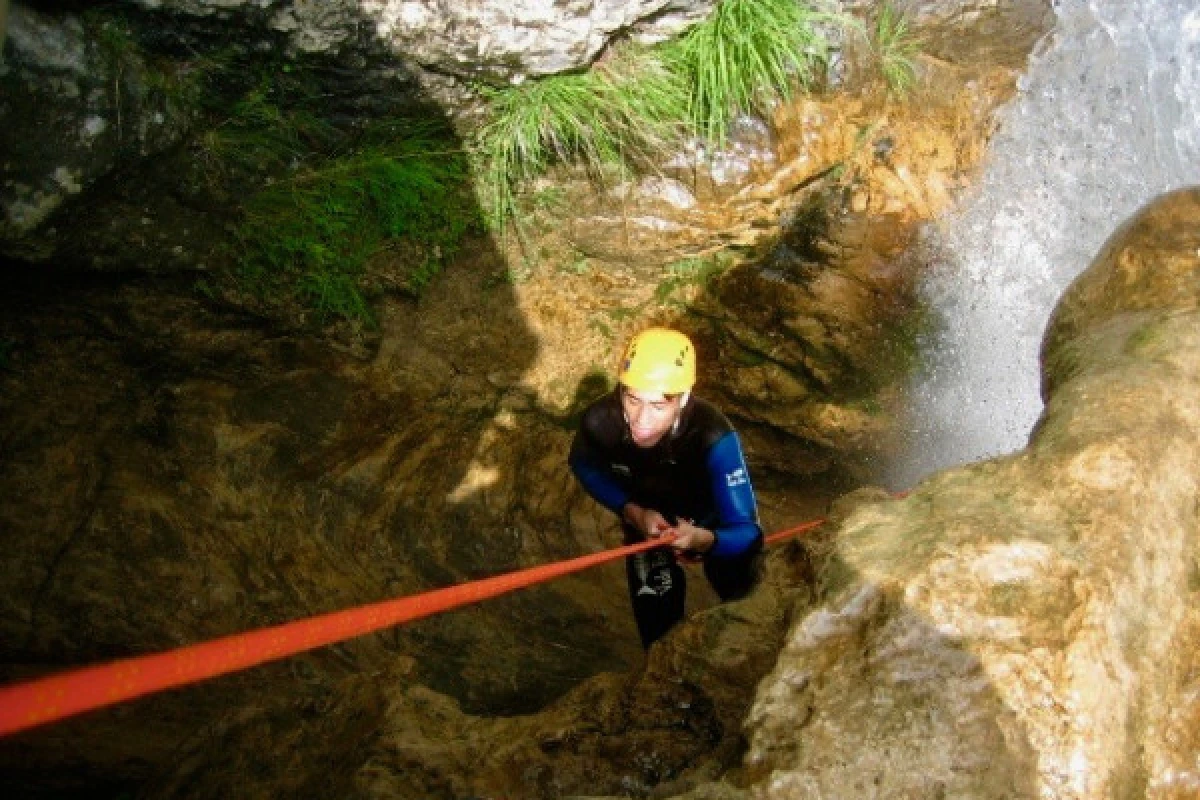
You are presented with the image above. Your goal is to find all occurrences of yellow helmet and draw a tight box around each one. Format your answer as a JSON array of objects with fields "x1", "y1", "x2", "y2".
[{"x1": 618, "y1": 328, "x2": 696, "y2": 394}]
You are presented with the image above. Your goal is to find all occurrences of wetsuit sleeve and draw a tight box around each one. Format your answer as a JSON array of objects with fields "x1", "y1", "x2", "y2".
[
  {"x1": 705, "y1": 431, "x2": 762, "y2": 558},
  {"x1": 568, "y1": 426, "x2": 630, "y2": 515}
]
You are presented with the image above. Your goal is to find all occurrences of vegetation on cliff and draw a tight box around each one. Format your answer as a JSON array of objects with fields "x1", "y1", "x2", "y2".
[
  {"x1": 234, "y1": 119, "x2": 480, "y2": 324},
  {"x1": 474, "y1": 0, "x2": 837, "y2": 237},
  {"x1": 191, "y1": 0, "x2": 919, "y2": 324}
]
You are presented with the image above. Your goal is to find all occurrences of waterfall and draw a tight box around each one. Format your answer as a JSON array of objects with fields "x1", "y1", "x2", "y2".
[{"x1": 887, "y1": 0, "x2": 1200, "y2": 489}]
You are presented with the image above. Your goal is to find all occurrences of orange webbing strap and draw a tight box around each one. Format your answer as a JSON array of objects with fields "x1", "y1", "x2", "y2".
[
  {"x1": 0, "y1": 511, "x2": 846, "y2": 739},
  {"x1": 764, "y1": 518, "x2": 827, "y2": 546},
  {"x1": 763, "y1": 492, "x2": 907, "y2": 546},
  {"x1": 0, "y1": 533, "x2": 681, "y2": 737}
]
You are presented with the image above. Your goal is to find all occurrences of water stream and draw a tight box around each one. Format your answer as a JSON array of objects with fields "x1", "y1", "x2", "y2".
[{"x1": 887, "y1": 0, "x2": 1200, "y2": 489}]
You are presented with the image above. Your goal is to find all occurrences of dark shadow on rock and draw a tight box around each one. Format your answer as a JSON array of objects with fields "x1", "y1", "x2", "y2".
[
  {"x1": 0, "y1": 3, "x2": 629, "y2": 796},
  {"x1": 305, "y1": 488, "x2": 1040, "y2": 799},
  {"x1": 0, "y1": 5, "x2": 1051, "y2": 799}
]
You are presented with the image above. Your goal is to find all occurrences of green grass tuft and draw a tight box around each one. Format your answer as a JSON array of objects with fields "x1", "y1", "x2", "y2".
[
  {"x1": 872, "y1": 3, "x2": 922, "y2": 96},
  {"x1": 473, "y1": 43, "x2": 689, "y2": 235},
  {"x1": 200, "y1": 87, "x2": 339, "y2": 177},
  {"x1": 664, "y1": 0, "x2": 832, "y2": 143},
  {"x1": 654, "y1": 252, "x2": 734, "y2": 304},
  {"x1": 474, "y1": 1, "x2": 838, "y2": 235},
  {"x1": 90, "y1": 16, "x2": 139, "y2": 68}
]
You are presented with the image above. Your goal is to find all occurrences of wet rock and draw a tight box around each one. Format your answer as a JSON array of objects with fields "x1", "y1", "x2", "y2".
[
  {"x1": 723, "y1": 188, "x2": 1200, "y2": 798},
  {"x1": 0, "y1": 256, "x2": 636, "y2": 794},
  {"x1": 692, "y1": 206, "x2": 920, "y2": 479},
  {"x1": 327, "y1": 526, "x2": 814, "y2": 800},
  {"x1": 634, "y1": 176, "x2": 699, "y2": 211},
  {"x1": 835, "y1": 0, "x2": 1054, "y2": 70},
  {"x1": 0, "y1": 5, "x2": 194, "y2": 256}
]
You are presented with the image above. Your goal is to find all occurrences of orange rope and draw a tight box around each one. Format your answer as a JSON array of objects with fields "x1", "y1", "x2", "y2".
[
  {"x1": 764, "y1": 517, "x2": 827, "y2": 546},
  {"x1": 0, "y1": 514, "x2": 835, "y2": 738}
]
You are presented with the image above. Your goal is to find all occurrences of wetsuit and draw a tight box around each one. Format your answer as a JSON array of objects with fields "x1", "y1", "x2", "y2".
[{"x1": 569, "y1": 390, "x2": 763, "y2": 647}]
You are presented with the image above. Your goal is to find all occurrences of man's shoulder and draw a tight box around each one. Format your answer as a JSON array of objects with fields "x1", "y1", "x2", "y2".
[
  {"x1": 579, "y1": 391, "x2": 625, "y2": 444},
  {"x1": 681, "y1": 396, "x2": 734, "y2": 449}
]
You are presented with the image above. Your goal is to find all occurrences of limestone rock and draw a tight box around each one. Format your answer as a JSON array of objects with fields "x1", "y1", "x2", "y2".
[
  {"x1": 734, "y1": 188, "x2": 1200, "y2": 798},
  {"x1": 132, "y1": 0, "x2": 716, "y2": 82},
  {"x1": 0, "y1": 5, "x2": 194, "y2": 253}
]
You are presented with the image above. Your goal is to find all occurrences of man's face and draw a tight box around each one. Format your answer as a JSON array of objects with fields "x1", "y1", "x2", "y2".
[{"x1": 620, "y1": 386, "x2": 684, "y2": 448}]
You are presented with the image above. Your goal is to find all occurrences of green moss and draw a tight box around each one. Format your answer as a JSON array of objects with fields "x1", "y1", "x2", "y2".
[
  {"x1": 234, "y1": 119, "x2": 481, "y2": 324},
  {"x1": 816, "y1": 552, "x2": 858, "y2": 599},
  {"x1": 1123, "y1": 318, "x2": 1167, "y2": 356},
  {"x1": 881, "y1": 301, "x2": 933, "y2": 380},
  {"x1": 837, "y1": 296, "x2": 935, "y2": 406},
  {"x1": 558, "y1": 250, "x2": 591, "y2": 276},
  {"x1": 653, "y1": 253, "x2": 735, "y2": 304}
]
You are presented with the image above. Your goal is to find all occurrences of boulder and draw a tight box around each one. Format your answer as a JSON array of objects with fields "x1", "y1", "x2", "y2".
[{"x1": 734, "y1": 188, "x2": 1200, "y2": 798}]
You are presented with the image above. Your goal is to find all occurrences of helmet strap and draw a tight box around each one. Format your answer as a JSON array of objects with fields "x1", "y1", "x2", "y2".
[{"x1": 670, "y1": 392, "x2": 691, "y2": 435}]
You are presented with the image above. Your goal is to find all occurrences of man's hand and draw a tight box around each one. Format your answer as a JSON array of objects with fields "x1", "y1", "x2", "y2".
[
  {"x1": 622, "y1": 502, "x2": 673, "y2": 540},
  {"x1": 671, "y1": 519, "x2": 715, "y2": 555}
]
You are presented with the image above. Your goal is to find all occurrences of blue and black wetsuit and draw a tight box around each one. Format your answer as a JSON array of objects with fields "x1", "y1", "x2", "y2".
[{"x1": 569, "y1": 390, "x2": 763, "y2": 647}]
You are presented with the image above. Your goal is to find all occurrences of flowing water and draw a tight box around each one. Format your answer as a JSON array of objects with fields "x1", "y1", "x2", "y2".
[{"x1": 887, "y1": 0, "x2": 1200, "y2": 489}]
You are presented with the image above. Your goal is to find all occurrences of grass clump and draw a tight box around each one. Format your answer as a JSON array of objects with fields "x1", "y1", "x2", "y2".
[
  {"x1": 88, "y1": 15, "x2": 139, "y2": 69},
  {"x1": 872, "y1": 3, "x2": 922, "y2": 95},
  {"x1": 198, "y1": 86, "x2": 338, "y2": 178},
  {"x1": 474, "y1": 44, "x2": 688, "y2": 234},
  {"x1": 235, "y1": 119, "x2": 480, "y2": 324},
  {"x1": 475, "y1": 0, "x2": 836, "y2": 235},
  {"x1": 664, "y1": 0, "x2": 831, "y2": 143}
]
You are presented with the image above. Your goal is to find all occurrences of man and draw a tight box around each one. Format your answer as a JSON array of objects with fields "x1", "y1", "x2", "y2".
[{"x1": 569, "y1": 327, "x2": 763, "y2": 648}]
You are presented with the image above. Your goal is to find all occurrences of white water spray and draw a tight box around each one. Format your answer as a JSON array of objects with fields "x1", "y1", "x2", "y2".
[{"x1": 888, "y1": 0, "x2": 1200, "y2": 489}]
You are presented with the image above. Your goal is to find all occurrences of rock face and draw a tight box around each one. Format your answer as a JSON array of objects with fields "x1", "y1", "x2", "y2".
[
  {"x1": 0, "y1": 0, "x2": 714, "y2": 260},
  {"x1": 0, "y1": 0, "x2": 1050, "y2": 266},
  {"x1": 0, "y1": 243, "x2": 643, "y2": 794},
  {"x1": 114, "y1": 188, "x2": 1195, "y2": 800},
  {"x1": 0, "y1": 4, "x2": 195, "y2": 250},
  {"x1": 131, "y1": 0, "x2": 715, "y2": 81},
  {"x1": 734, "y1": 188, "x2": 1200, "y2": 799},
  {"x1": 11, "y1": 1, "x2": 1171, "y2": 798}
]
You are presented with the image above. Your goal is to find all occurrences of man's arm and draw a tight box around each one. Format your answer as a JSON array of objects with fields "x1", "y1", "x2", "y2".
[
  {"x1": 569, "y1": 407, "x2": 673, "y2": 539},
  {"x1": 703, "y1": 431, "x2": 762, "y2": 557},
  {"x1": 568, "y1": 427, "x2": 629, "y2": 514}
]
